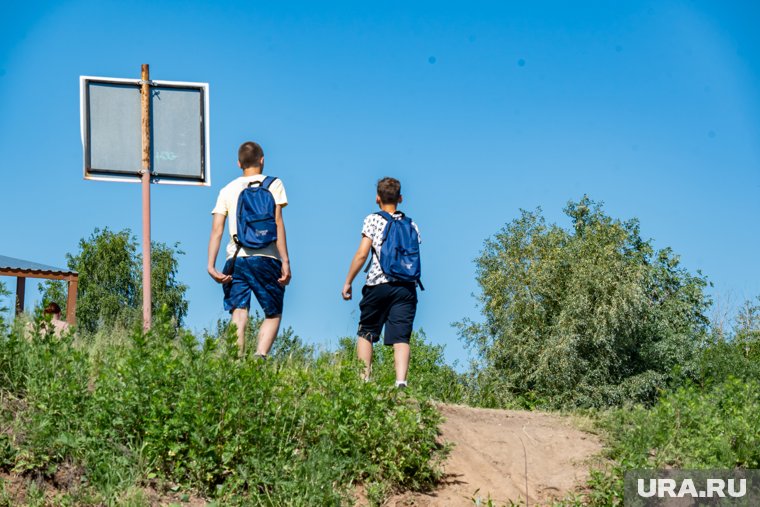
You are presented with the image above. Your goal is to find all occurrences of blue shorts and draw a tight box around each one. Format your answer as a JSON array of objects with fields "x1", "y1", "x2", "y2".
[{"x1": 222, "y1": 256, "x2": 285, "y2": 317}]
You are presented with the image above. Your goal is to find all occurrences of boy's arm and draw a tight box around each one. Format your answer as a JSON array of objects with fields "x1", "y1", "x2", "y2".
[
  {"x1": 208, "y1": 213, "x2": 232, "y2": 284},
  {"x1": 342, "y1": 236, "x2": 372, "y2": 300},
  {"x1": 274, "y1": 204, "x2": 291, "y2": 286}
]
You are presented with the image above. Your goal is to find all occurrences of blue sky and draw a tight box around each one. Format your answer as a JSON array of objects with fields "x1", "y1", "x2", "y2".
[{"x1": 1, "y1": 1, "x2": 759, "y2": 366}]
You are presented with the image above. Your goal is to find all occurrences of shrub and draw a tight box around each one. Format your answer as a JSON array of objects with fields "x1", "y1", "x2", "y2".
[
  {"x1": 0, "y1": 325, "x2": 29, "y2": 395},
  {"x1": 458, "y1": 196, "x2": 711, "y2": 409}
]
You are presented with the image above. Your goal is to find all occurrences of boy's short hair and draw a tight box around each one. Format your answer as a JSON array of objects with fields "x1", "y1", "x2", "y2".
[
  {"x1": 44, "y1": 302, "x2": 61, "y2": 315},
  {"x1": 238, "y1": 141, "x2": 264, "y2": 169},
  {"x1": 377, "y1": 177, "x2": 401, "y2": 204}
]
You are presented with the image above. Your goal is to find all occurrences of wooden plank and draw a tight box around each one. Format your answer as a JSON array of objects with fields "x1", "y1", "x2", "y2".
[
  {"x1": 15, "y1": 277, "x2": 25, "y2": 315},
  {"x1": 66, "y1": 279, "x2": 78, "y2": 326}
]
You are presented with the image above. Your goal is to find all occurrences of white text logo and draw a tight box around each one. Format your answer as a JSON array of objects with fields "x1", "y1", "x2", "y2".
[{"x1": 637, "y1": 478, "x2": 746, "y2": 499}]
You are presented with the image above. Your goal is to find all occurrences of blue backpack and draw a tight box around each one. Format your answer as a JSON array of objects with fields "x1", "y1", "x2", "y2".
[
  {"x1": 367, "y1": 211, "x2": 424, "y2": 289},
  {"x1": 232, "y1": 176, "x2": 278, "y2": 257}
]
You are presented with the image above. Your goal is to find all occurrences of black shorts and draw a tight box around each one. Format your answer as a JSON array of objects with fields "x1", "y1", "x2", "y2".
[{"x1": 357, "y1": 282, "x2": 417, "y2": 345}]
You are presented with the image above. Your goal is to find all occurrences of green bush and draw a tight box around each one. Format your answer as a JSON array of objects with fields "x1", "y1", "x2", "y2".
[
  {"x1": 693, "y1": 338, "x2": 760, "y2": 388},
  {"x1": 603, "y1": 378, "x2": 760, "y2": 469},
  {"x1": 0, "y1": 314, "x2": 447, "y2": 505},
  {"x1": 458, "y1": 197, "x2": 711, "y2": 409},
  {"x1": 685, "y1": 298, "x2": 760, "y2": 388},
  {"x1": 0, "y1": 326, "x2": 28, "y2": 394},
  {"x1": 570, "y1": 377, "x2": 760, "y2": 506}
]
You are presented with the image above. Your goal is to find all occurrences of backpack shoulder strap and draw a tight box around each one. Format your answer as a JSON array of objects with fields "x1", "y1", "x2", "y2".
[
  {"x1": 364, "y1": 212, "x2": 389, "y2": 272},
  {"x1": 375, "y1": 210, "x2": 393, "y2": 221},
  {"x1": 262, "y1": 176, "x2": 277, "y2": 189},
  {"x1": 375, "y1": 211, "x2": 395, "y2": 242}
]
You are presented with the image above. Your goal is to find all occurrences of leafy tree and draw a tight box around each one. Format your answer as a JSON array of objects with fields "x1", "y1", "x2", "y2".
[
  {"x1": 40, "y1": 228, "x2": 188, "y2": 332},
  {"x1": 38, "y1": 278, "x2": 67, "y2": 315},
  {"x1": 150, "y1": 240, "x2": 189, "y2": 327},
  {"x1": 458, "y1": 196, "x2": 711, "y2": 408},
  {"x1": 734, "y1": 297, "x2": 760, "y2": 342}
]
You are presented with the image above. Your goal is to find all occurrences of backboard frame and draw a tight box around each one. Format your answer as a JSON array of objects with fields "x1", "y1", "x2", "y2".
[{"x1": 80, "y1": 75, "x2": 211, "y2": 186}]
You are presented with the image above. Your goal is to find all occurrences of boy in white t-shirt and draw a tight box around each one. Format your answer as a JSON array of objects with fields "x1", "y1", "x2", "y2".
[{"x1": 207, "y1": 141, "x2": 291, "y2": 358}]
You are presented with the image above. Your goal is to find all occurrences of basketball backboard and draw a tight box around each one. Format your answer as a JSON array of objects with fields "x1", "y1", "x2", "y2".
[{"x1": 80, "y1": 76, "x2": 210, "y2": 186}]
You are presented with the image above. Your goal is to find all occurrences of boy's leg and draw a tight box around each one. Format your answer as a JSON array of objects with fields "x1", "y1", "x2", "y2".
[
  {"x1": 223, "y1": 257, "x2": 253, "y2": 358},
  {"x1": 383, "y1": 283, "x2": 417, "y2": 386},
  {"x1": 357, "y1": 336, "x2": 373, "y2": 380},
  {"x1": 231, "y1": 308, "x2": 249, "y2": 358},
  {"x1": 248, "y1": 256, "x2": 286, "y2": 357},
  {"x1": 256, "y1": 314, "x2": 281, "y2": 356},
  {"x1": 356, "y1": 284, "x2": 387, "y2": 380},
  {"x1": 393, "y1": 342, "x2": 410, "y2": 383}
]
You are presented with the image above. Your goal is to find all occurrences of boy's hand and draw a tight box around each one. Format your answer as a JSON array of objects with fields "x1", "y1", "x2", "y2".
[
  {"x1": 342, "y1": 283, "x2": 353, "y2": 300},
  {"x1": 278, "y1": 262, "x2": 291, "y2": 286},
  {"x1": 208, "y1": 267, "x2": 231, "y2": 284}
]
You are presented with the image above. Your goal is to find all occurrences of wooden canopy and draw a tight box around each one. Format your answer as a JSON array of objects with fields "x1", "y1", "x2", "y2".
[{"x1": 0, "y1": 255, "x2": 78, "y2": 325}]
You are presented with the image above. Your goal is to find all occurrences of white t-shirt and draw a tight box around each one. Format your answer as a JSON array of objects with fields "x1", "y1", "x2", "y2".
[
  {"x1": 362, "y1": 212, "x2": 421, "y2": 286},
  {"x1": 212, "y1": 174, "x2": 288, "y2": 260}
]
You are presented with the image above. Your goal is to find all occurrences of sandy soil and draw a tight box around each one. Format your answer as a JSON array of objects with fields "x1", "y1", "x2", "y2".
[{"x1": 383, "y1": 403, "x2": 603, "y2": 506}]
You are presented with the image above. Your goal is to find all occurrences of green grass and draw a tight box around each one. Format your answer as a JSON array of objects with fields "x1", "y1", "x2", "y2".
[{"x1": 0, "y1": 315, "x2": 447, "y2": 505}]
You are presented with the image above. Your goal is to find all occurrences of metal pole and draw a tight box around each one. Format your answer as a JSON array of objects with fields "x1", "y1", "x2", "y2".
[{"x1": 140, "y1": 64, "x2": 152, "y2": 330}]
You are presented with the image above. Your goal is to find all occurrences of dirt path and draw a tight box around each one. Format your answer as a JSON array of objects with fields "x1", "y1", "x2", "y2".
[{"x1": 384, "y1": 404, "x2": 603, "y2": 506}]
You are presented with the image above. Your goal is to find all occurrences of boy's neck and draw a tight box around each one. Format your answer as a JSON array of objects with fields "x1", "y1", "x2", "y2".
[
  {"x1": 241, "y1": 166, "x2": 263, "y2": 177},
  {"x1": 379, "y1": 203, "x2": 398, "y2": 214}
]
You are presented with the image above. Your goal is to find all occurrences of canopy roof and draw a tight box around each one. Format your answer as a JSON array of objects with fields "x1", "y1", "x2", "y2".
[
  {"x1": 0, "y1": 255, "x2": 77, "y2": 277},
  {"x1": 1, "y1": 255, "x2": 79, "y2": 325}
]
